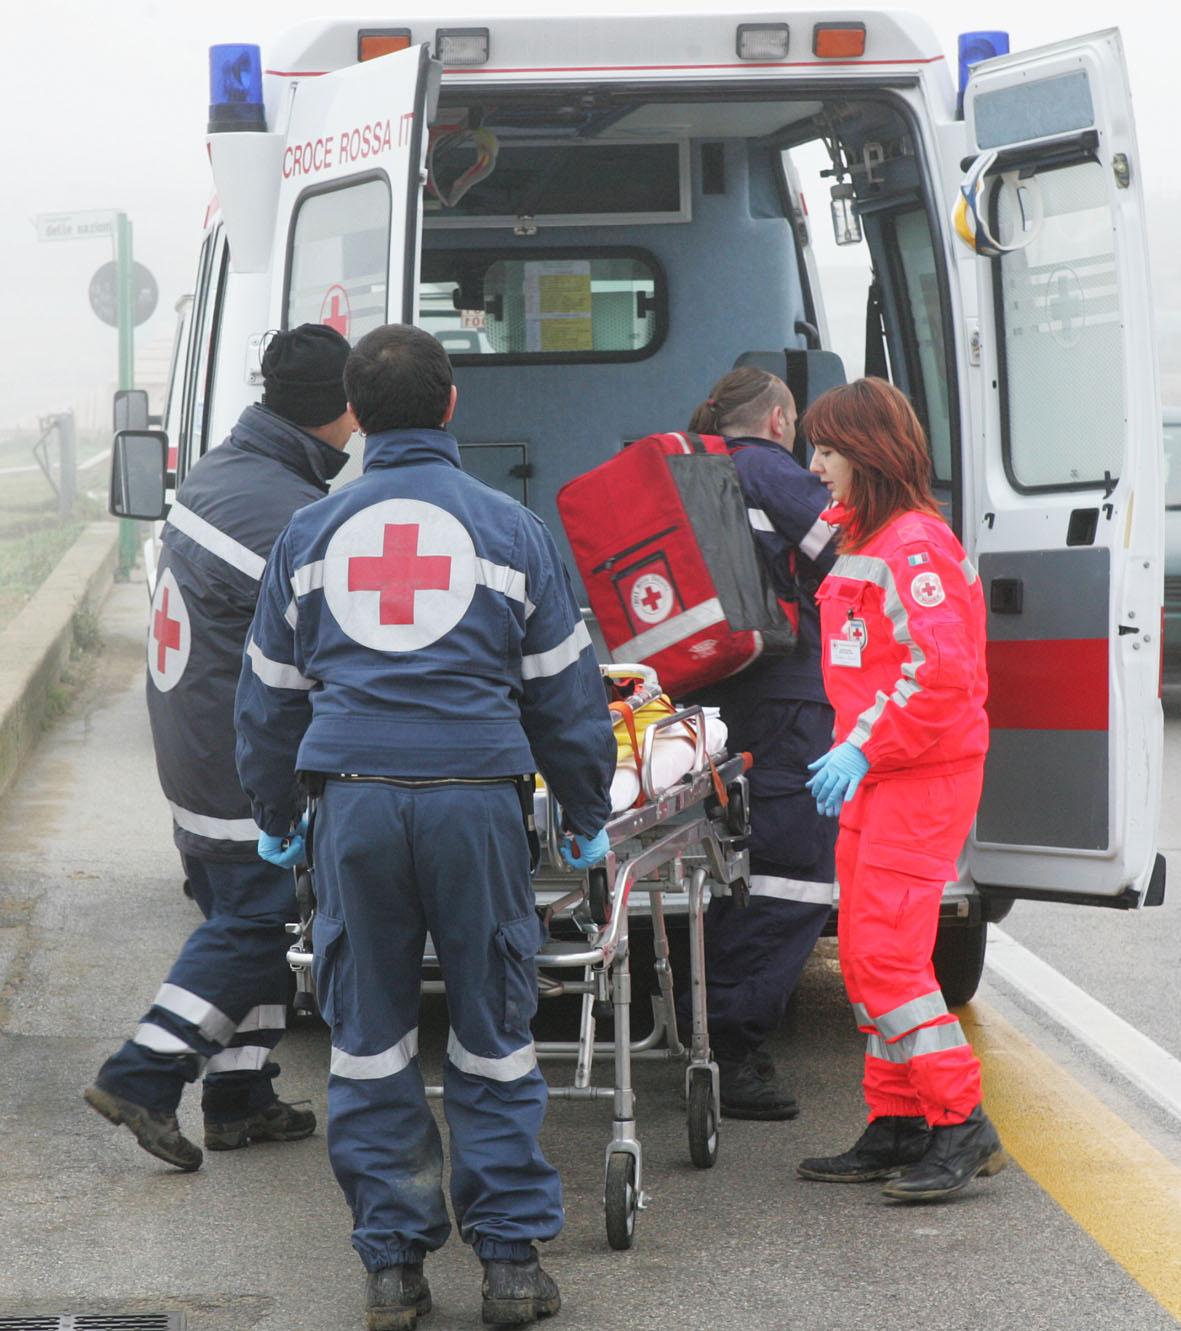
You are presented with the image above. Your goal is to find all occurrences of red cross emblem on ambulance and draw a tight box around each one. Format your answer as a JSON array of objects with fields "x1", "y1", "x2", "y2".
[
  {"x1": 147, "y1": 568, "x2": 191, "y2": 693},
  {"x1": 323, "y1": 498, "x2": 477, "y2": 652}
]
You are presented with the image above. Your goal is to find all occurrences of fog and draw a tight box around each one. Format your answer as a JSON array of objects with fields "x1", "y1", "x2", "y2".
[{"x1": 3, "y1": 0, "x2": 1178, "y2": 429}]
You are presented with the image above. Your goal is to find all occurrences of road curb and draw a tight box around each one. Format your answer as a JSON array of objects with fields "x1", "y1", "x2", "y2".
[{"x1": 0, "y1": 522, "x2": 120, "y2": 799}]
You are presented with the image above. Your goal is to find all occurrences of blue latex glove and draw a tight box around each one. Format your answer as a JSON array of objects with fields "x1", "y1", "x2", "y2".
[
  {"x1": 258, "y1": 815, "x2": 308, "y2": 869},
  {"x1": 560, "y1": 827, "x2": 610, "y2": 870},
  {"x1": 805, "y1": 742, "x2": 870, "y2": 818}
]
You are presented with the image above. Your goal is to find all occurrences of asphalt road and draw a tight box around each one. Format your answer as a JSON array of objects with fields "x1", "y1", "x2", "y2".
[{"x1": 0, "y1": 577, "x2": 1179, "y2": 1331}]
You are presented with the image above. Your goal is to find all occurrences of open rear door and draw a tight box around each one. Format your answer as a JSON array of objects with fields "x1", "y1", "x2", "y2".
[
  {"x1": 959, "y1": 31, "x2": 1164, "y2": 905},
  {"x1": 277, "y1": 43, "x2": 439, "y2": 339}
]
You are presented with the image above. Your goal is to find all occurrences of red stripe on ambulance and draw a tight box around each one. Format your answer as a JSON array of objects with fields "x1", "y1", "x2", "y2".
[{"x1": 985, "y1": 639, "x2": 1108, "y2": 731}]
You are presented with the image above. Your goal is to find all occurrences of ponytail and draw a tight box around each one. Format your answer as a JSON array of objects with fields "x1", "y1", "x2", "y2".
[
  {"x1": 687, "y1": 396, "x2": 722, "y2": 434},
  {"x1": 687, "y1": 367, "x2": 791, "y2": 438}
]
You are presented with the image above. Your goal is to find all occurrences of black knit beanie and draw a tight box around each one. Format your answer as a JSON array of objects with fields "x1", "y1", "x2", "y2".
[{"x1": 261, "y1": 324, "x2": 351, "y2": 427}]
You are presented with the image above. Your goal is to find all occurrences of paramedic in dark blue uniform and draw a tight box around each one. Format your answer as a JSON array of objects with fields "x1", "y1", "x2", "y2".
[
  {"x1": 234, "y1": 324, "x2": 614, "y2": 1330},
  {"x1": 85, "y1": 325, "x2": 355, "y2": 1170},
  {"x1": 680, "y1": 366, "x2": 838, "y2": 1120}
]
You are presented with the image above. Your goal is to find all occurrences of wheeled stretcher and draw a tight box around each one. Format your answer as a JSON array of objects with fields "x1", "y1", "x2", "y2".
[{"x1": 286, "y1": 665, "x2": 751, "y2": 1251}]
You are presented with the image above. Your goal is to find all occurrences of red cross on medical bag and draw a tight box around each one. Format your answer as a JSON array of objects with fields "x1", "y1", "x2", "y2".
[{"x1": 557, "y1": 431, "x2": 797, "y2": 698}]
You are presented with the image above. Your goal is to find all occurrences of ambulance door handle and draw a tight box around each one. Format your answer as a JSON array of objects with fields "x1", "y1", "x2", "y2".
[{"x1": 989, "y1": 578, "x2": 1023, "y2": 615}]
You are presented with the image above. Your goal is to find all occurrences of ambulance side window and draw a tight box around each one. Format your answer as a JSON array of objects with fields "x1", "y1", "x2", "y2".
[
  {"x1": 285, "y1": 174, "x2": 392, "y2": 343},
  {"x1": 992, "y1": 160, "x2": 1123, "y2": 492},
  {"x1": 891, "y1": 210, "x2": 953, "y2": 483},
  {"x1": 177, "y1": 229, "x2": 228, "y2": 480}
]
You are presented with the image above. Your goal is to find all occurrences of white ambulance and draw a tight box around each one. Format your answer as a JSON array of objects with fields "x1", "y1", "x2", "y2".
[{"x1": 110, "y1": 11, "x2": 1164, "y2": 1002}]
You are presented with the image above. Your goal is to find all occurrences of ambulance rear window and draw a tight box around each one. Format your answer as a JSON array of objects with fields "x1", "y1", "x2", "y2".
[
  {"x1": 285, "y1": 175, "x2": 391, "y2": 343},
  {"x1": 419, "y1": 247, "x2": 666, "y2": 364}
]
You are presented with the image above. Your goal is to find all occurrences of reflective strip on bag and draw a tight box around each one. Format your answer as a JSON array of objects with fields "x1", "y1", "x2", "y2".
[{"x1": 611, "y1": 597, "x2": 727, "y2": 664}]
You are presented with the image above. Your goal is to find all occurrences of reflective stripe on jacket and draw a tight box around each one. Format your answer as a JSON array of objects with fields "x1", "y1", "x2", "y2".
[
  {"x1": 816, "y1": 506, "x2": 988, "y2": 778},
  {"x1": 146, "y1": 404, "x2": 349, "y2": 860},
  {"x1": 234, "y1": 428, "x2": 615, "y2": 839}
]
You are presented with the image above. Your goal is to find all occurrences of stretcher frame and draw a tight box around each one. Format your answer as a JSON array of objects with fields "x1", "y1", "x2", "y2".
[{"x1": 285, "y1": 691, "x2": 751, "y2": 1252}]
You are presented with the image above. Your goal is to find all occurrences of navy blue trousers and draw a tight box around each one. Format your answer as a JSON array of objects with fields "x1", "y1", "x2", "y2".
[
  {"x1": 312, "y1": 778, "x2": 562, "y2": 1274},
  {"x1": 96, "y1": 855, "x2": 295, "y2": 1116},
  {"x1": 681, "y1": 697, "x2": 837, "y2": 1060}
]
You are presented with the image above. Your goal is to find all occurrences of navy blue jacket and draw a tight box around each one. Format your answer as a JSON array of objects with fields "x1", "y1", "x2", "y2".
[
  {"x1": 710, "y1": 435, "x2": 837, "y2": 706},
  {"x1": 234, "y1": 428, "x2": 615, "y2": 838},
  {"x1": 145, "y1": 404, "x2": 349, "y2": 861}
]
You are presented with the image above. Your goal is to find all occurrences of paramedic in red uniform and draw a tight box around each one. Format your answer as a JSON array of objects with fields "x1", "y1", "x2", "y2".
[
  {"x1": 799, "y1": 377, "x2": 1006, "y2": 1201},
  {"x1": 678, "y1": 367, "x2": 839, "y2": 1120}
]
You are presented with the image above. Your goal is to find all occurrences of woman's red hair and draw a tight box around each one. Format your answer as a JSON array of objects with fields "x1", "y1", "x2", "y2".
[{"x1": 801, "y1": 377, "x2": 942, "y2": 550}]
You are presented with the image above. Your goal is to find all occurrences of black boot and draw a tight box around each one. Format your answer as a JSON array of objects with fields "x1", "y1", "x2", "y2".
[
  {"x1": 881, "y1": 1106, "x2": 1007, "y2": 1201},
  {"x1": 797, "y1": 1115, "x2": 931, "y2": 1182},
  {"x1": 204, "y1": 1099, "x2": 317, "y2": 1150},
  {"x1": 365, "y1": 1262, "x2": 431, "y2": 1331},
  {"x1": 83, "y1": 1084, "x2": 203, "y2": 1172},
  {"x1": 481, "y1": 1248, "x2": 561, "y2": 1326},
  {"x1": 718, "y1": 1050, "x2": 799, "y2": 1121}
]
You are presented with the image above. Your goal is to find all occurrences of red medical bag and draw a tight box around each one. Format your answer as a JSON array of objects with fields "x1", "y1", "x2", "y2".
[{"x1": 557, "y1": 431, "x2": 797, "y2": 698}]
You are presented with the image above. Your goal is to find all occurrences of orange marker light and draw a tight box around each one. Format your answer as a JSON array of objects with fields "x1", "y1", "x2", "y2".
[
  {"x1": 358, "y1": 29, "x2": 412, "y2": 62},
  {"x1": 813, "y1": 23, "x2": 867, "y2": 58}
]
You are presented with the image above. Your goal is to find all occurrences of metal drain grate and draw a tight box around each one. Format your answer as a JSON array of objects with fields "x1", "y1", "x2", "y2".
[{"x1": 0, "y1": 1317, "x2": 183, "y2": 1330}]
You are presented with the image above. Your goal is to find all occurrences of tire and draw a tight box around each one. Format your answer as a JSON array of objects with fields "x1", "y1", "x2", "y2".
[
  {"x1": 604, "y1": 1151, "x2": 638, "y2": 1250},
  {"x1": 588, "y1": 865, "x2": 611, "y2": 924},
  {"x1": 932, "y1": 920, "x2": 987, "y2": 1006},
  {"x1": 687, "y1": 1068, "x2": 719, "y2": 1169}
]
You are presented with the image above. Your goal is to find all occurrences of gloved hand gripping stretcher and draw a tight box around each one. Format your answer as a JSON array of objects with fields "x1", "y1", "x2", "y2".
[{"x1": 285, "y1": 663, "x2": 752, "y2": 1252}]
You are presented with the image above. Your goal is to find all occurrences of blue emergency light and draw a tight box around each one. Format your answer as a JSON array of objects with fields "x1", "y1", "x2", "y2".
[
  {"x1": 208, "y1": 43, "x2": 266, "y2": 134},
  {"x1": 957, "y1": 30, "x2": 1009, "y2": 118}
]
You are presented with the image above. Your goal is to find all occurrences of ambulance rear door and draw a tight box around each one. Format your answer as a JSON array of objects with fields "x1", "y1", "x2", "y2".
[
  {"x1": 958, "y1": 30, "x2": 1164, "y2": 906},
  {"x1": 275, "y1": 43, "x2": 439, "y2": 346}
]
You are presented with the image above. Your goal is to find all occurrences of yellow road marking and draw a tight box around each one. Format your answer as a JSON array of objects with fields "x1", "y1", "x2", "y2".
[{"x1": 963, "y1": 1000, "x2": 1181, "y2": 1322}]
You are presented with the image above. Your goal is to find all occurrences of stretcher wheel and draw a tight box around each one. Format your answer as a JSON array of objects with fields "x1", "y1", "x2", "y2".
[
  {"x1": 725, "y1": 782, "x2": 748, "y2": 837},
  {"x1": 588, "y1": 865, "x2": 611, "y2": 925},
  {"x1": 604, "y1": 1152, "x2": 637, "y2": 1250},
  {"x1": 687, "y1": 1068, "x2": 719, "y2": 1169}
]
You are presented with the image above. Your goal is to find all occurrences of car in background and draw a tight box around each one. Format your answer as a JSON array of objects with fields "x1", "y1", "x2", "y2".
[{"x1": 1164, "y1": 408, "x2": 1181, "y2": 671}]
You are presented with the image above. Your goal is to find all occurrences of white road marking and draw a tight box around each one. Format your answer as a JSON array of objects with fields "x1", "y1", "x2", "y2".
[{"x1": 986, "y1": 925, "x2": 1181, "y2": 1122}]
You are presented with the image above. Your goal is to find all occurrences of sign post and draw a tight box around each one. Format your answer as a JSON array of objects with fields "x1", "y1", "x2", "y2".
[{"x1": 35, "y1": 208, "x2": 148, "y2": 575}]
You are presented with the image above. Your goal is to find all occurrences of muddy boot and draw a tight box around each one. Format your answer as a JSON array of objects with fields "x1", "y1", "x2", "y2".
[
  {"x1": 718, "y1": 1050, "x2": 799, "y2": 1121},
  {"x1": 798, "y1": 1115, "x2": 930, "y2": 1181},
  {"x1": 365, "y1": 1262, "x2": 432, "y2": 1331},
  {"x1": 481, "y1": 1248, "x2": 561, "y2": 1326},
  {"x1": 83, "y1": 1084, "x2": 203, "y2": 1172},
  {"x1": 204, "y1": 1099, "x2": 316, "y2": 1150},
  {"x1": 881, "y1": 1106, "x2": 1007, "y2": 1201}
]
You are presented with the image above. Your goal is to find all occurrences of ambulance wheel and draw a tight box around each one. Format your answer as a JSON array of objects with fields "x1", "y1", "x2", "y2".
[
  {"x1": 605, "y1": 1152, "x2": 638, "y2": 1250},
  {"x1": 588, "y1": 865, "x2": 611, "y2": 925},
  {"x1": 933, "y1": 920, "x2": 987, "y2": 1007},
  {"x1": 687, "y1": 1068, "x2": 719, "y2": 1169}
]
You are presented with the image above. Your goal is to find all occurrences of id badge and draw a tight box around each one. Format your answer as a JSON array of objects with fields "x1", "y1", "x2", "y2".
[{"x1": 830, "y1": 636, "x2": 862, "y2": 668}]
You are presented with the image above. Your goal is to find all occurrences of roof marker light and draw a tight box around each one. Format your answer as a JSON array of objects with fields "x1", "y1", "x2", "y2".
[
  {"x1": 957, "y1": 31, "x2": 1010, "y2": 117},
  {"x1": 208, "y1": 44, "x2": 265, "y2": 134},
  {"x1": 435, "y1": 28, "x2": 490, "y2": 67},
  {"x1": 736, "y1": 24, "x2": 790, "y2": 61},
  {"x1": 359, "y1": 29, "x2": 412, "y2": 62},
  {"x1": 813, "y1": 23, "x2": 866, "y2": 59}
]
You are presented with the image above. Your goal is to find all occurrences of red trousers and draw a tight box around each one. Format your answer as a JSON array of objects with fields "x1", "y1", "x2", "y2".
[{"x1": 836, "y1": 767, "x2": 984, "y2": 1127}]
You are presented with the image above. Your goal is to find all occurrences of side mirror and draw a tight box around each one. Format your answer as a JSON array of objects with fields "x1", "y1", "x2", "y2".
[
  {"x1": 109, "y1": 429, "x2": 169, "y2": 520},
  {"x1": 113, "y1": 388, "x2": 150, "y2": 433}
]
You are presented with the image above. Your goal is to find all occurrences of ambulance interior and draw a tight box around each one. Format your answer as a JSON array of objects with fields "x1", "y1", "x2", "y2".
[{"x1": 403, "y1": 89, "x2": 955, "y2": 580}]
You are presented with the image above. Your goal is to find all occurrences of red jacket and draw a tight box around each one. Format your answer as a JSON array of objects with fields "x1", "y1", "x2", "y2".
[{"x1": 816, "y1": 505, "x2": 988, "y2": 780}]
